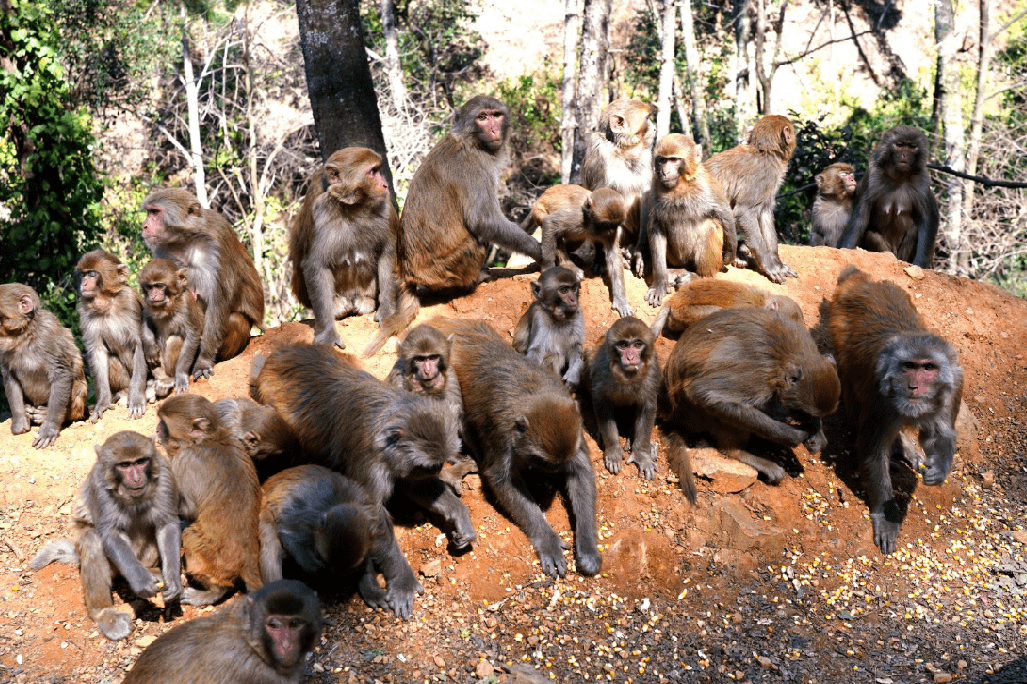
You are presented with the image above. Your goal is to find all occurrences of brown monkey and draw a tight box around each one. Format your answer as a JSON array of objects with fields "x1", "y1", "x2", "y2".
[
  {"x1": 0, "y1": 283, "x2": 87, "y2": 447},
  {"x1": 641, "y1": 134, "x2": 738, "y2": 307},
  {"x1": 651, "y1": 279, "x2": 804, "y2": 337},
  {"x1": 122, "y1": 579, "x2": 322, "y2": 684},
  {"x1": 30, "y1": 431, "x2": 182, "y2": 641},
  {"x1": 663, "y1": 308, "x2": 840, "y2": 483},
  {"x1": 289, "y1": 147, "x2": 399, "y2": 348},
  {"x1": 579, "y1": 98, "x2": 655, "y2": 253},
  {"x1": 521, "y1": 185, "x2": 631, "y2": 316},
  {"x1": 827, "y1": 267, "x2": 963, "y2": 554},
  {"x1": 512, "y1": 267, "x2": 585, "y2": 386},
  {"x1": 583, "y1": 317, "x2": 670, "y2": 486},
  {"x1": 252, "y1": 346, "x2": 470, "y2": 619},
  {"x1": 259, "y1": 465, "x2": 378, "y2": 584},
  {"x1": 75, "y1": 250, "x2": 152, "y2": 421},
  {"x1": 809, "y1": 162, "x2": 856, "y2": 248},
  {"x1": 157, "y1": 394, "x2": 263, "y2": 605},
  {"x1": 704, "y1": 115, "x2": 797, "y2": 284},
  {"x1": 216, "y1": 397, "x2": 302, "y2": 482},
  {"x1": 431, "y1": 318, "x2": 601, "y2": 578},
  {"x1": 138, "y1": 258, "x2": 204, "y2": 395},
  {"x1": 839, "y1": 126, "x2": 940, "y2": 267},
  {"x1": 141, "y1": 187, "x2": 265, "y2": 375},
  {"x1": 369, "y1": 95, "x2": 543, "y2": 356}
]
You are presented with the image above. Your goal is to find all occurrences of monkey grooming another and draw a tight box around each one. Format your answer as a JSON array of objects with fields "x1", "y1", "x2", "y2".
[
  {"x1": 809, "y1": 163, "x2": 856, "y2": 248},
  {"x1": 252, "y1": 345, "x2": 470, "y2": 619},
  {"x1": 583, "y1": 317, "x2": 665, "y2": 484},
  {"x1": 216, "y1": 397, "x2": 302, "y2": 482},
  {"x1": 431, "y1": 318, "x2": 601, "y2": 579},
  {"x1": 289, "y1": 147, "x2": 399, "y2": 348},
  {"x1": 138, "y1": 258, "x2": 205, "y2": 395},
  {"x1": 662, "y1": 308, "x2": 840, "y2": 483},
  {"x1": 75, "y1": 250, "x2": 152, "y2": 421},
  {"x1": 0, "y1": 283, "x2": 87, "y2": 447},
  {"x1": 122, "y1": 579, "x2": 322, "y2": 684},
  {"x1": 157, "y1": 394, "x2": 264, "y2": 606},
  {"x1": 30, "y1": 431, "x2": 182, "y2": 641},
  {"x1": 651, "y1": 279, "x2": 804, "y2": 338},
  {"x1": 827, "y1": 267, "x2": 963, "y2": 555},
  {"x1": 512, "y1": 266, "x2": 586, "y2": 387}
]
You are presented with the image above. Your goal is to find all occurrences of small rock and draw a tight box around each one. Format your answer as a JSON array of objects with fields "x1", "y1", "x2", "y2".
[
  {"x1": 982, "y1": 471, "x2": 995, "y2": 489},
  {"x1": 904, "y1": 265, "x2": 925, "y2": 279},
  {"x1": 420, "y1": 559, "x2": 443, "y2": 577},
  {"x1": 957, "y1": 660, "x2": 967, "y2": 670},
  {"x1": 757, "y1": 656, "x2": 774, "y2": 668},
  {"x1": 434, "y1": 655, "x2": 446, "y2": 668},
  {"x1": 135, "y1": 635, "x2": 157, "y2": 648},
  {"x1": 934, "y1": 674, "x2": 952, "y2": 683},
  {"x1": 1011, "y1": 531, "x2": 1027, "y2": 544},
  {"x1": 476, "y1": 660, "x2": 495, "y2": 678}
]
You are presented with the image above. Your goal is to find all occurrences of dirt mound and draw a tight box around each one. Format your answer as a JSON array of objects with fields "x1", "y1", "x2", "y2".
[{"x1": 2, "y1": 245, "x2": 1025, "y2": 683}]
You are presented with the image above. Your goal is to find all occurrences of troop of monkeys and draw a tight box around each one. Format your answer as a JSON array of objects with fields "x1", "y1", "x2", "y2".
[{"x1": 2, "y1": 93, "x2": 959, "y2": 679}]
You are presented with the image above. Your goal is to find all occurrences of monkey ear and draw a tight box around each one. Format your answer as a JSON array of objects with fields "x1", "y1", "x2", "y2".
[
  {"x1": 176, "y1": 269, "x2": 189, "y2": 288},
  {"x1": 242, "y1": 430, "x2": 261, "y2": 450},
  {"x1": 784, "y1": 363, "x2": 804, "y2": 386},
  {"x1": 93, "y1": 444, "x2": 104, "y2": 461},
  {"x1": 116, "y1": 264, "x2": 129, "y2": 284},
  {"x1": 814, "y1": 173, "x2": 825, "y2": 187},
  {"x1": 529, "y1": 281, "x2": 542, "y2": 301},
  {"x1": 186, "y1": 200, "x2": 202, "y2": 217},
  {"x1": 823, "y1": 353, "x2": 837, "y2": 367},
  {"x1": 190, "y1": 417, "x2": 210, "y2": 439},
  {"x1": 609, "y1": 114, "x2": 627, "y2": 134},
  {"x1": 19, "y1": 294, "x2": 34, "y2": 314}
]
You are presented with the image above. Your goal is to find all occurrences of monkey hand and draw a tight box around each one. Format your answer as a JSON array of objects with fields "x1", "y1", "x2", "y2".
[
  {"x1": 535, "y1": 532, "x2": 570, "y2": 578},
  {"x1": 626, "y1": 444, "x2": 657, "y2": 480},
  {"x1": 645, "y1": 281, "x2": 670, "y2": 308},
  {"x1": 173, "y1": 374, "x2": 190, "y2": 395},
  {"x1": 124, "y1": 566, "x2": 159, "y2": 598},
  {"x1": 920, "y1": 434, "x2": 955, "y2": 486},
  {"x1": 779, "y1": 263, "x2": 798, "y2": 279},
  {"x1": 10, "y1": 413, "x2": 30, "y2": 435},
  {"x1": 90, "y1": 399, "x2": 113, "y2": 423},
  {"x1": 612, "y1": 296, "x2": 633, "y2": 318},
  {"x1": 630, "y1": 251, "x2": 646, "y2": 279},
  {"x1": 603, "y1": 446, "x2": 626, "y2": 475},
  {"x1": 127, "y1": 395, "x2": 146, "y2": 420},
  {"x1": 313, "y1": 328, "x2": 347, "y2": 349},
  {"x1": 160, "y1": 574, "x2": 183, "y2": 602},
  {"x1": 358, "y1": 571, "x2": 390, "y2": 611},
  {"x1": 574, "y1": 539, "x2": 602, "y2": 576},
  {"x1": 870, "y1": 511, "x2": 901, "y2": 555},
  {"x1": 191, "y1": 358, "x2": 216, "y2": 380},
  {"x1": 385, "y1": 577, "x2": 424, "y2": 620},
  {"x1": 802, "y1": 429, "x2": 828, "y2": 454},
  {"x1": 32, "y1": 423, "x2": 61, "y2": 449}
]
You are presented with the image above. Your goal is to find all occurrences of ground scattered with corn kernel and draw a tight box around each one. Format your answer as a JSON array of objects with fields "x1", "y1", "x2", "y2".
[{"x1": 1, "y1": 246, "x2": 1025, "y2": 683}]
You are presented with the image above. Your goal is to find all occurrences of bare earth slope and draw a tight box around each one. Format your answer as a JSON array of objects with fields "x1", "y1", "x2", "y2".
[{"x1": 1, "y1": 245, "x2": 1025, "y2": 683}]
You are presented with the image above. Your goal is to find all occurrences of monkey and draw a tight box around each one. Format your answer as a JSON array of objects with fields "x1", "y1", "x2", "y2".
[
  {"x1": 29, "y1": 431, "x2": 182, "y2": 641},
  {"x1": 512, "y1": 267, "x2": 585, "y2": 387},
  {"x1": 385, "y1": 325, "x2": 475, "y2": 496},
  {"x1": 122, "y1": 579, "x2": 322, "y2": 684},
  {"x1": 704, "y1": 115, "x2": 798, "y2": 284},
  {"x1": 251, "y1": 345, "x2": 471, "y2": 619},
  {"x1": 156, "y1": 394, "x2": 263, "y2": 605},
  {"x1": 141, "y1": 187, "x2": 265, "y2": 376},
  {"x1": 640, "y1": 134, "x2": 738, "y2": 307},
  {"x1": 662, "y1": 308, "x2": 840, "y2": 483},
  {"x1": 216, "y1": 397, "x2": 302, "y2": 482},
  {"x1": 582, "y1": 317, "x2": 669, "y2": 486},
  {"x1": 368, "y1": 95, "x2": 543, "y2": 356},
  {"x1": 138, "y1": 258, "x2": 204, "y2": 394},
  {"x1": 0, "y1": 283, "x2": 87, "y2": 447},
  {"x1": 827, "y1": 267, "x2": 963, "y2": 555},
  {"x1": 259, "y1": 464, "x2": 379, "y2": 585},
  {"x1": 650, "y1": 279, "x2": 805, "y2": 338},
  {"x1": 520, "y1": 184, "x2": 631, "y2": 317},
  {"x1": 289, "y1": 147, "x2": 399, "y2": 349},
  {"x1": 838, "y1": 126, "x2": 940, "y2": 268},
  {"x1": 809, "y1": 162, "x2": 856, "y2": 248},
  {"x1": 429, "y1": 318, "x2": 601, "y2": 579},
  {"x1": 74, "y1": 250, "x2": 152, "y2": 421}
]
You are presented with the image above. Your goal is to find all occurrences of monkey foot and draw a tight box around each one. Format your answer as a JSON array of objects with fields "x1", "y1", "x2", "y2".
[
  {"x1": 96, "y1": 608, "x2": 135, "y2": 641},
  {"x1": 575, "y1": 545, "x2": 602, "y2": 576},
  {"x1": 870, "y1": 513, "x2": 901, "y2": 555}
]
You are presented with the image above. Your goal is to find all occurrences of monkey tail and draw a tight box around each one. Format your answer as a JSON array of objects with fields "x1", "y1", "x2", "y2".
[
  {"x1": 651, "y1": 305, "x2": 670, "y2": 338},
  {"x1": 29, "y1": 539, "x2": 79, "y2": 571},
  {"x1": 363, "y1": 284, "x2": 419, "y2": 358},
  {"x1": 836, "y1": 264, "x2": 864, "y2": 286},
  {"x1": 249, "y1": 353, "x2": 268, "y2": 402},
  {"x1": 666, "y1": 432, "x2": 698, "y2": 505}
]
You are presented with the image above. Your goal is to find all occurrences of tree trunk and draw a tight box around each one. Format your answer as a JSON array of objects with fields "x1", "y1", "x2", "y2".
[
  {"x1": 935, "y1": 0, "x2": 966, "y2": 273},
  {"x1": 242, "y1": 5, "x2": 264, "y2": 278},
  {"x1": 679, "y1": 0, "x2": 709, "y2": 146},
  {"x1": 560, "y1": 0, "x2": 580, "y2": 184},
  {"x1": 181, "y1": 12, "x2": 208, "y2": 208},
  {"x1": 570, "y1": 0, "x2": 612, "y2": 184},
  {"x1": 655, "y1": 0, "x2": 676, "y2": 140},
  {"x1": 380, "y1": 0, "x2": 407, "y2": 111},
  {"x1": 964, "y1": 0, "x2": 992, "y2": 220},
  {"x1": 733, "y1": 0, "x2": 754, "y2": 136},
  {"x1": 295, "y1": 0, "x2": 395, "y2": 194}
]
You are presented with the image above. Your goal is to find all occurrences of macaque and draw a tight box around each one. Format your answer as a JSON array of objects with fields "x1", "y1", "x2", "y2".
[
  {"x1": 138, "y1": 258, "x2": 204, "y2": 394},
  {"x1": 512, "y1": 267, "x2": 585, "y2": 386},
  {"x1": 216, "y1": 397, "x2": 301, "y2": 482},
  {"x1": 651, "y1": 279, "x2": 804, "y2": 337},
  {"x1": 809, "y1": 162, "x2": 856, "y2": 248}
]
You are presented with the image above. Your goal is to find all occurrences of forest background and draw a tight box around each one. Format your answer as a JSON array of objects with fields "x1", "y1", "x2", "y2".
[{"x1": 1, "y1": 0, "x2": 1025, "y2": 341}]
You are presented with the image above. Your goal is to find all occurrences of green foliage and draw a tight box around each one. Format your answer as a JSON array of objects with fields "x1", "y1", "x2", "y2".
[{"x1": 495, "y1": 58, "x2": 562, "y2": 154}]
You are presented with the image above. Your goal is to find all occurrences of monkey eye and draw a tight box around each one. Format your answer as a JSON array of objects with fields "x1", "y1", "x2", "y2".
[{"x1": 923, "y1": 362, "x2": 937, "y2": 371}]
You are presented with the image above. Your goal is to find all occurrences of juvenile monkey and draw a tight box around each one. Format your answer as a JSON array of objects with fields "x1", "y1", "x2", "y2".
[
  {"x1": 809, "y1": 163, "x2": 856, "y2": 248},
  {"x1": 216, "y1": 397, "x2": 301, "y2": 482},
  {"x1": 138, "y1": 258, "x2": 204, "y2": 394},
  {"x1": 651, "y1": 279, "x2": 804, "y2": 337},
  {"x1": 512, "y1": 267, "x2": 585, "y2": 386}
]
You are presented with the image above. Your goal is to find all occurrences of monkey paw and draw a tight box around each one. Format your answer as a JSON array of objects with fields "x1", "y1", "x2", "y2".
[
  {"x1": 612, "y1": 297, "x2": 634, "y2": 318},
  {"x1": 870, "y1": 513, "x2": 901, "y2": 555},
  {"x1": 126, "y1": 569, "x2": 159, "y2": 599},
  {"x1": 96, "y1": 608, "x2": 135, "y2": 641},
  {"x1": 11, "y1": 416, "x2": 31, "y2": 435},
  {"x1": 385, "y1": 581, "x2": 424, "y2": 620},
  {"x1": 161, "y1": 576, "x2": 183, "y2": 603},
  {"x1": 89, "y1": 401, "x2": 112, "y2": 423},
  {"x1": 191, "y1": 361, "x2": 215, "y2": 380},
  {"x1": 803, "y1": 430, "x2": 828, "y2": 454},
  {"x1": 645, "y1": 285, "x2": 668, "y2": 308},
  {"x1": 575, "y1": 543, "x2": 602, "y2": 576},
  {"x1": 535, "y1": 534, "x2": 570, "y2": 578},
  {"x1": 128, "y1": 399, "x2": 146, "y2": 420},
  {"x1": 31, "y1": 424, "x2": 60, "y2": 449},
  {"x1": 313, "y1": 329, "x2": 347, "y2": 349},
  {"x1": 627, "y1": 449, "x2": 656, "y2": 480},
  {"x1": 173, "y1": 376, "x2": 190, "y2": 394},
  {"x1": 604, "y1": 447, "x2": 625, "y2": 475}
]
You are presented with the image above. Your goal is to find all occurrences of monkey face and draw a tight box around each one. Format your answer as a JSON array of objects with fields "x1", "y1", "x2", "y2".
[
  {"x1": 142, "y1": 204, "x2": 165, "y2": 248},
  {"x1": 474, "y1": 107, "x2": 507, "y2": 152}
]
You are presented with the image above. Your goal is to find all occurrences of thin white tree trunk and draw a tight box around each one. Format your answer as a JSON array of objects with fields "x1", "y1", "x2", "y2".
[
  {"x1": 679, "y1": 0, "x2": 709, "y2": 145},
  {"x1": 381, "y1": 0, "x2": 407, "y2": 110},
  {"x1": 243, "y1": 6, "x2": 264, "y2": 275},
  {"x1": 935, "y1": 0, "x2": 965, "y2": 273},
  {"x1": 181, "y1": 11, "x2": 208, "y2": 207},
  {"x1": 656, "y1": 0, "x2": 676, "y2": 140},
  {"x1": 560, "y1": 0, "x2": 580, "y2": 184},
  {"x1": 570, "y1": 0, "x2": 612, "y2": 183},
  {"x1": 964, "y1": 0, "x2": 992, "y2": 220}
]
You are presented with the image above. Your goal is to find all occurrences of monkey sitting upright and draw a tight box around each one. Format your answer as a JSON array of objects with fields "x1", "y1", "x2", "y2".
[
  {"x1": 809, "y1": 162, "x2": 856, "y2": 248},
  {"x1": 512, "y1": 267, "x2": 585, "y2": 387}
]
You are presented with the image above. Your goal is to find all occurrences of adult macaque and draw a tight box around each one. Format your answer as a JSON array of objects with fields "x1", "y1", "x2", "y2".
[
  {"x1": 252, "y1": 346, "x2": 470, "y2": 619},
  {"x1": 583, "y1": 317, "x2": 667, "y2": 484},
  {"x1": 30, "y1": 431, "x2": 182, "y2": 640},
  {"x1": 138, "y1": 258, "x2": 204, "y2": 394},
  {"x1": 75, "y1": 250, "x2": 152, "y2": 421},
  {"x1": 663, "y1": 308, "x2": 840, "y2": 483},
  {"x1": 641, "y1": 134, "x2": 737, "y2": 307},
  {"x1": 651, "y1": 279, "x2": 804, "y2": 337},
  {"x1": 521, "y1": 185, "x2": 630, "y2": 316},
  {"x1": 122, "y1": 579, "x2": 322, "y2": 684},
  {"x1": 431, "y1": 318, "x2": 601, "y2": 579},
  {"x1": 289, "y1": 147, "x2": 398, "y2": 348},
  {"x1": 141, "y1": 187, "x2": 265, "y2": 375},
  {"x1": 369, "y1": 95, "x2": 542, "y2": 356},
  {"x1": 809, "y1": 163, "x2": 856, "y2": 248},
  {"x1": 512, "y1": 267, "x2": 585, "y2": 386},
  {"x1": 704, "y1": 115, "x2": 797, "y2": 284},
  {"x1": 259, "y1": 464, "x2": 378, "y2": 584},
  {"x1": 216, "y1": 397, "x2": 301, "y2": 482},
  {"x1": 0, "y1": 283, "x2": 87, "y2": 447},
  {"x1": 839, "y1": 126, "x2": 940, "y2": 267},
  {"x1": 157, "y1": 394, "x2": 263, "y2": 605},
  {"x1": 828, "y1": 267, "x2": 963, "y2": 554}
]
